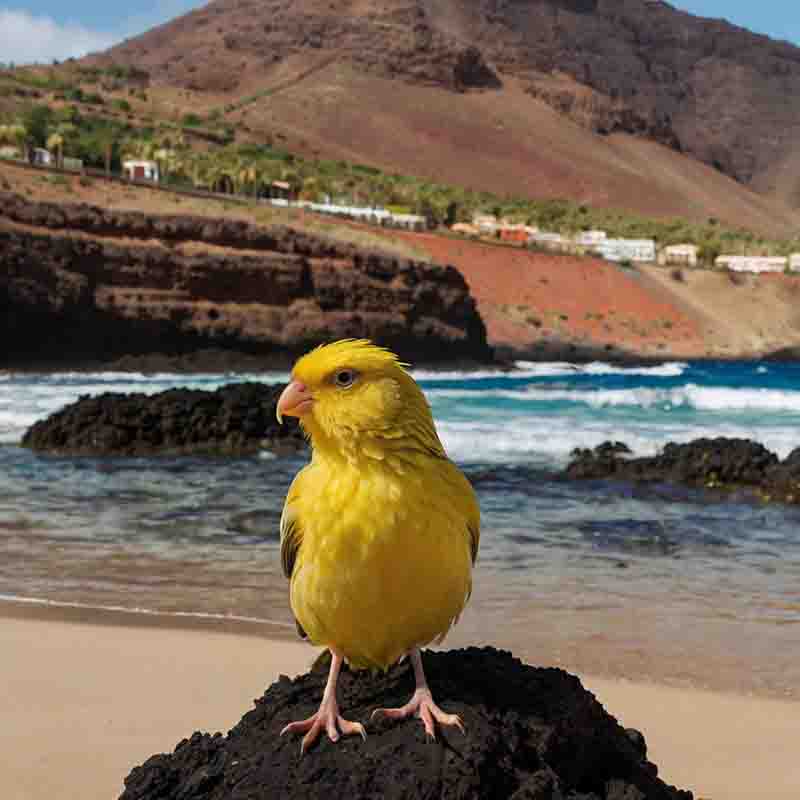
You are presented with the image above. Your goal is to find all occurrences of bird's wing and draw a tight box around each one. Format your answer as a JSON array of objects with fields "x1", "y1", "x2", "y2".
[
  {"x1": 279, "y1": 466, "x2": 310, "y2": 580},
  {"x1": 442, "y1": 459, "x2": 481, "y2": 564},
  {"x1": 279, "y1": 466, "x2": 315, "y2": 639},
  {"x1": 467, "y1": 519, "x2": 480, "y2": 565}
]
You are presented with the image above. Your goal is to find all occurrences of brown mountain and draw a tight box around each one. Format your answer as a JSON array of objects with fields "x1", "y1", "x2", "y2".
[{"x1": 91, "y1": 0, "x2": 800, "y2": 235}]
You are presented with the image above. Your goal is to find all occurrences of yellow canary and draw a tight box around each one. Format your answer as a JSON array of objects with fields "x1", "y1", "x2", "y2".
[{"x1": 276, "y1": 339, "x2": 480, "y2": 753}]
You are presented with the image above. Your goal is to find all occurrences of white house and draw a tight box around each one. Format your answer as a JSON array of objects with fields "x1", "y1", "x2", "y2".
[
  {"x1": 0, "y1": 145, "x2": 21, "y2": 160},
  {"x1": 530, "y1": 231, "x2": 568, "y2": 248},
  {"x1": 789, "y1": 254, "x2": 800, "y2": 273},
  {"x1": 659, "y1": 243, "x2": 699, "y2": 268},
  {"x1": 473, "y1": 213, "x2": 500, "y2": 234},
  {"x1": 123, "y1": 159, "x2": 160, "y2": 182},
  {"x1": 389, "y1": 212, "x2": 426, "y2": 231},
  {"x1": 715, "y1": 255, "x2": 787, "y2": 274},
  {"x1": 32, "y1": 148, "x2": 53, "y2": 166},
  {"x1": 62, "y1": 156, "x2": 84, "y2": 172},
  {"x1": 597, "y1": 238, "x2": 656, "y2": 263},
  {"x1": 574, "y1": 230, "x2": 607, "y2": 247}
]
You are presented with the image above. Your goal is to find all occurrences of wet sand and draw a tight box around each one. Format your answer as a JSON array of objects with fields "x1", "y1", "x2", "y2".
[{"x1": 3, "y1": 604, "x2": 798, "y2": 800}]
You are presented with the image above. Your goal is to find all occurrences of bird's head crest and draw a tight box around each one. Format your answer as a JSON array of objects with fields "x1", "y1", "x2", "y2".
[{"x1": 279, "y1": 339, "x2": 444, "y2": 462}]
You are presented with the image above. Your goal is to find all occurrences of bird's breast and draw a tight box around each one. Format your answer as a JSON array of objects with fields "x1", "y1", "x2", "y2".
[{"x1": 290, "y1": 462, "x2": 473, "y2": 669}]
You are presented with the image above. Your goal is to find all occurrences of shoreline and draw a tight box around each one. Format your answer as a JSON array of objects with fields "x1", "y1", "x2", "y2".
[
  {"x1": 3, "y1": 349, "x2": 800, "y2": 378},
  {"x1": 3, "y1": 593, "x2": 798, "y2": 702},
  {"x1": 0, "y1": 594, "x2": 299, "y2": 641},
  {"x1": 3, "y1": 601, "x2": 798, "y2": 800}
]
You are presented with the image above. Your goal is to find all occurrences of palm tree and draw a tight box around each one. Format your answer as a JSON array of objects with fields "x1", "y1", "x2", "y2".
[
  {"x1": 46, "y1": 132, "x2": 64, "y2": 167},
  {"x1": 281, "y1": 168, "x2": 304, "y2": 201},
  {"x1": 238, "y1": 162, "x2": 260, "y2": 197},
  {"x1": 154, "y1": 147, "x2": 172, "y2": 182},
  {"x1": 97, "y1": 132, "x2": 115, "y2": 176},
  {"x1": 190, "y1": 156, "x2": 210, "y2": 190},
  {"x1": 0, "y1": 123, "x2": 28, "y2": 160},
  {"x1": 121, "y1": 138, "x2": 156, "y2": 162},
  {"x1": 0, "y1": 124, "x2": 15, "y2": 150}
]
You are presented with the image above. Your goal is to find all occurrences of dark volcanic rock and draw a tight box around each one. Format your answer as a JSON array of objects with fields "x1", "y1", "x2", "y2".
[
  {"x1": 120, "y1": 647, "x2": 691, "y2": 800},
  {"x1": 0, "y1": 193, "x2": 491, "y2": 369},
  {"x1": 565, "y1": 436, "x2": 800, "y2": 504},
  {"x1": 22, "y1": 382, "x2": 306, "y2": 456}
]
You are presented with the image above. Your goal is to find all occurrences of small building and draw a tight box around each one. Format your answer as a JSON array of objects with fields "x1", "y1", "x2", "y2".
[
  {"x1": 659, "y1": 243, "x2": 699, "y2": 268},
  {"x1": 790, "y1": 254, "x2": 800, "y2": 273},
  {"x1": 62, "y1": 156, "x2": 84, "y2": 172},
  {"x1": 31, "y1": 147, "x2": 53, "y2": 166},
  {"x1": 270, "y1": 180, "x2": 294, "y2": 202},
  {"x1": 123, "y1": 159, "x2": 159, "y2": 182},
  {"x1": 0, "y1": 145, "x2": 21, "y2": 161},
  {"x1": 597, "y1": 238, "x2": 656, "y2": 263},
  {"x1": 715, "y1": 255, "x2": 787, "y2": 274},
  {"x1": 389, "y1": 212, "x2": 426, "y2": 231},
  {"x1": 530, "y1": 231, "x2": 568, "y2": 251},
  {"x1": 473, "y1": 213, "x2": 499, "y2": 235},
  {"x1": 574, "y1": 230, "x2": 607, "y2": 247},
  {"x1": 499, "y1": 224, "x2": 529, "y2": 244},
  {"x1": 451, "y1": 223, "x2": 479, "y2": 237}
]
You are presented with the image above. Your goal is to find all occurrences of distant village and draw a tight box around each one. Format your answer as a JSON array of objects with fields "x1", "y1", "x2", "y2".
[
  {"x1": 455, "y1": 215, "x2": 800, "y2": 274},
  {"x1": 3, "y1": 145, "x2": 800, "y2": 275}
]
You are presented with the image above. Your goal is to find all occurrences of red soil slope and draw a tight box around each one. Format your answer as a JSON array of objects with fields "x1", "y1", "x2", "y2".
[{"x1": 400, "y1": 233, "x2": 707, "y2": 358}]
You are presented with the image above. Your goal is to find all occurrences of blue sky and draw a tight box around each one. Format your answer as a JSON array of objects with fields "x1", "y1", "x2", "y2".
[{"x1": 1, "y1": 1, "x2": 798, "y2": 65}]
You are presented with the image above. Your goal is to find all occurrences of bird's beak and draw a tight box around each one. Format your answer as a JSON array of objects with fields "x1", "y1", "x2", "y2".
[{"x1": 276, "y1": 380, "x2": 314, "y2": 424}]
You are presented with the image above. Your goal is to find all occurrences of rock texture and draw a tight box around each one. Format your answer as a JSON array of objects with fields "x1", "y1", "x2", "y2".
[
  {"x1": 95, "y1": 0, "x2": 800, "y2": 196},
  {"x1": 120, "y1": 647, "x2": 692, "y2": 800},
  {"x1": 22, "y1": 383, "x2": 305, "y2": 456},
  {"x1": 0, "y1": 192, "x2": 490, "y2": 368},
  {"x1": 566, "y1": 437, "x2": 800, "y2": 504}
]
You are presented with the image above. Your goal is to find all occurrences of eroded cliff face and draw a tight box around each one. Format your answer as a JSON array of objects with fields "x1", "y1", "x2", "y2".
[{"x1": 0, "y1": 193, "x2": 490, "y2": 368}]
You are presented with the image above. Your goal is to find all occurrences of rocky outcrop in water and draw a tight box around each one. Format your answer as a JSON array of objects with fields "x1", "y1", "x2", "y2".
[
  {"x1": 120, "y1": 647, "x2": 692, "y2": 800},
  {"x1": 566, "y1": 437, "x2": 800, "y2": 504},
  {"x1": 22, "y1": 382, "x2": 305, "y2": 456},
  {"x1": 0, "y1": 192, "x2": 491, "y2": 369}
]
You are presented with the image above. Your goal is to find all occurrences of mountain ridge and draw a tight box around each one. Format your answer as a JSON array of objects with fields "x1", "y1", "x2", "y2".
[{"x1": 92, "y1": 0, "x2": 800, "y2": 214}]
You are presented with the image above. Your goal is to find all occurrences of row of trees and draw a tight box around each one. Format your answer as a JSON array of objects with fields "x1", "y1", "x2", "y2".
[{"x1": 3, "y1": 103, "x2": 796, "y2": 251}]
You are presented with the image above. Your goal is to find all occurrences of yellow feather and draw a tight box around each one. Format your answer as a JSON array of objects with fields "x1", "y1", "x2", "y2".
[{"x1": 279, "y1": 340, "x2": 480, "y2": 670}]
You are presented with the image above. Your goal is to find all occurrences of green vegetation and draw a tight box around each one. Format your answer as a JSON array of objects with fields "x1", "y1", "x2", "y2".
[
  {"x1": 1, "y1": 62, "x2": 798, "y2": 262},
  {"x1": 181, "y1": 113, "x2": 204, "y2": 127},
  {"x1": 225, "y1": 87, "x2": 275, "y2": 114}
]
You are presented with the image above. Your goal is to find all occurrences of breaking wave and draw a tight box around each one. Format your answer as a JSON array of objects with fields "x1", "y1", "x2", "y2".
[{"x1": 428, "y1": 384, "x2": 800, "y2": 413}]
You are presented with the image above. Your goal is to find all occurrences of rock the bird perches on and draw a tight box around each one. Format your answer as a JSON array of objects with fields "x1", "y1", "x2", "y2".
[{"x1": 120, "y1": 647, "x2": 692, "y2": 800}]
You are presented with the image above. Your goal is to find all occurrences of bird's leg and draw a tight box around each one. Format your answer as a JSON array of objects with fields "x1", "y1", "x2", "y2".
[
  {"x1": 280, "y1": 649, "x2": 366, "y2": 754},
  {"x1": 370, "y1": 648, "x2": 464, "y2": 741}
]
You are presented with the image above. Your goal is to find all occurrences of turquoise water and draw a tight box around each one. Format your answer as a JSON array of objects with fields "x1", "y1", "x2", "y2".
[{"x1": 1, "y1": 360, "x2": 798, "y2": 697}]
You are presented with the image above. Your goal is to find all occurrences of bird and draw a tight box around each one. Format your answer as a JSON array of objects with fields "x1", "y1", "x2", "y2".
[{"x1": 275, "y1": 339, "x2": 480, "y2": 754}]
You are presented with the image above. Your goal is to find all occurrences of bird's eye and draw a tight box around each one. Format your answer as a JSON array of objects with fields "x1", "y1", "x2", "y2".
[{"x1": 333, "y1": 369, "x2": 357, "y2": 388}]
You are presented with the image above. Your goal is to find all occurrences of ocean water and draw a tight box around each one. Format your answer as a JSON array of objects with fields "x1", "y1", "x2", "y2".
[{"x1": 1, "y1": 360, "x2": 799, "y2": 698}]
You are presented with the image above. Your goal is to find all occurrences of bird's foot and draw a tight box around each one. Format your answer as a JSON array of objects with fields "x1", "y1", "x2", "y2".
[
  {"x1": 280, "y1": 696, "x2": 366, "y2": 755},
  {"x1": 370, "y1": 687, "x2": 464, "y2": 741}
]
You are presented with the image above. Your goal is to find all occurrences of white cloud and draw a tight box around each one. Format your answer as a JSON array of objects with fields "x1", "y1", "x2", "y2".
[{"x1": 0, "y1": 9, "x2": 119, "y2": 65}]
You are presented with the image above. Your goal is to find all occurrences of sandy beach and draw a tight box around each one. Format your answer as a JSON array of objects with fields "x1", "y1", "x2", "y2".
[{"x1": 3, "y1": 603, "x2": 797, "y2": 800}]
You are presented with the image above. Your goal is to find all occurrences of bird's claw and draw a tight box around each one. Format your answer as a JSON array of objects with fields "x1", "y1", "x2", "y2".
[
  {"x1": 281, "y1": 703, "x2": 366, "y2": 755},
  {"x1": 371, "y1": 687, "x2": 465, "y2": 740}
]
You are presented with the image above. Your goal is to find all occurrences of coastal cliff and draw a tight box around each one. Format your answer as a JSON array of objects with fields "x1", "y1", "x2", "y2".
[{"x1": 0, "y1": 192, "x2": 490, "y2": 369}]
